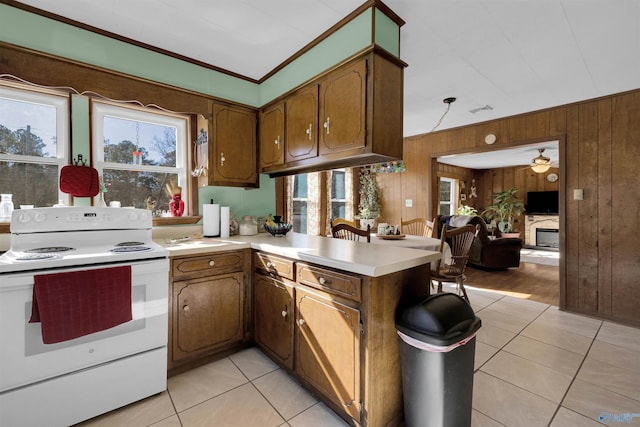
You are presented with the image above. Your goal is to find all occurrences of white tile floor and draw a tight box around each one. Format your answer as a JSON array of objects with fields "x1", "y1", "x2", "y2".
[{"x1": 78, "y1": 284, "x2": 640, "y2": 427}]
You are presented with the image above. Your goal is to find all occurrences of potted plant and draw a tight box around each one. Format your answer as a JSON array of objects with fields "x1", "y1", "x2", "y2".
[
  {"x1": 456, "y1": 205, "x2": 478, "y2": 216},
  {"x1": 355, "y1": 168, "x2": 381, "y2": 230},
  {"x1": 481, "y1": 187, "x2": 524, "y2": 237}
]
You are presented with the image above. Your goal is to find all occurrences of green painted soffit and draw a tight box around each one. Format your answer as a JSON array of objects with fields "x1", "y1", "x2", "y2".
[
  {"x1": 0, "y1": 4, "x2": 400, "y2": 109},
  {"x1": 374, "y1": 8, "x2": 400, "y2": 57}
]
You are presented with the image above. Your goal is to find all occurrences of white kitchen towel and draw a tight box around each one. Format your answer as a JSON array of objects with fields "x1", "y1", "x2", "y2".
[
  {"x1": 220, "y1": 206, "x2": 230, "y2": 238},
  {"x1": 203, "y1": 203, "x2": 220, "y2": 237}
]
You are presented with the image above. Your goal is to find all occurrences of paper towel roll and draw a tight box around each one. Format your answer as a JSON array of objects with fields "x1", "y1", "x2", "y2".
[
  {"x1": 220, "y1": 206, "x2": 230, "y2": 238},
  {"x1": 203, "y1": 204, "x2": 220, "y2": 237}
]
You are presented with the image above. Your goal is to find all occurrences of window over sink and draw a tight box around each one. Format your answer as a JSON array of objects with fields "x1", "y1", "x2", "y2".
[{"x1": 92, "y1": 102, "x2": 189, "y2": 214}]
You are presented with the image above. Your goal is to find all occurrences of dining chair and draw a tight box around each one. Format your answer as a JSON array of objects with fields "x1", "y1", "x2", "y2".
[
  {"x1": 431, "y1": 224, "x2": 478, "y2": 303},
  {"x1": 331, "y1": 223, "x2": 371, "y2": 243},
  {"x1": 401, "y1": 217, "x2": 434, "y2": 237},
  {"x1": 331, "y1": 217, "x2": 357, "y2": 228}
]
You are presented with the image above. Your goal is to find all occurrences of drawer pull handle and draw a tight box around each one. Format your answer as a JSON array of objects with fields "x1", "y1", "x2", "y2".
[
  {"x1": 208, "y1": 260, "x2": 215, "y2": 267},
  {"x1": 298, "y1": 319, "x2": 306, "y2": 327},
  {"x1": 183, "y1": 305, "x2": 190, "y2": 313},
  {"x1": 266, "y1": 262, "x2": 275, "y2": 269},
  {"x1": 318, "y1": 277, "x2": 332, "y2": 285},
  {"x1": 281, "y1": 310, "x2": 288, "y2": 318}
]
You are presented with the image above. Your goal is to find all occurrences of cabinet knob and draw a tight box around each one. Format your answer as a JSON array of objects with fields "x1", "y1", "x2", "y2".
[
  {"x1": 266, "y1": 262, "x2": 275, "y2": 269},
  {"x1": 323, "y1": 117, "x2": 330, "y2": 134},
  {"x1": 298, "y1": 318, "x2": 306, "y2": 327},
  {"x1": 208, "y1": 260, "x2": 215, "y2": 267},
  {"x1": 281, "y1": 310, "x2": 288, "y2": 318},
  {"x1": 275, "y1": 136, "x2": 280, "y2": 148},
  {"x1": 220, "y1": 152, "x2": 226, "y2": 167},
  {"x1": 318, "y1": 277, "x2": 331, "y2": 285},
  {"x1": 183, "y1": 305, "x2": 190, "y2": 313},
  {"x1": 306, "y1": 123, "x2": 313, "y2": 140}
]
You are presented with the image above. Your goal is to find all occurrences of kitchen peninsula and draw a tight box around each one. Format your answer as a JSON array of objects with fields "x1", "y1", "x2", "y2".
[{"x1": 160, "y1": 232, "x2": 440, "y2": 426}]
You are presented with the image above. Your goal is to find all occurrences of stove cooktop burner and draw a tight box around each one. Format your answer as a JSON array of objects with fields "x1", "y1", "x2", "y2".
[
  {"x1": 15, "y1": 254, "x2": 60, "y2": 261},
  {"x1": 115, "y1": 241, "x2": 146, "y2": 247},
  {"x1": 25, "y1": 247, "x2": 75, "y2": 253},
  {"x1": 110, "y1": 246, "x2": 152, "y2": 253}
]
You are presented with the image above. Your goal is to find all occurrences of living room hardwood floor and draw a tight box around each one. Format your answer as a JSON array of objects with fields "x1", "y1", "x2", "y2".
[{"x1": 465, "y1": 261, "x2": 559, "y2": 306}]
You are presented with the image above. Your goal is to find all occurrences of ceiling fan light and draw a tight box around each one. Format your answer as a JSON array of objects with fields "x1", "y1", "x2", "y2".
[
  {"x1": 531, "y1": 148, "x2": 552, "y2": 173},
  {"x1": 531, "y1": 163, "x2": 551, "y2": 173}
]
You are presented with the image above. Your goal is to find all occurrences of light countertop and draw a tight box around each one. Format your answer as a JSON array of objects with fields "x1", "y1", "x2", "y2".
[{"x1": 156, "y1": 232, "x2": 440, "y2": 277}]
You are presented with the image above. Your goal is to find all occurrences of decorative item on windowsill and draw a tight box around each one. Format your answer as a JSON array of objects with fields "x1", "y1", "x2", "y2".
[
  {"x1": 370, "y1": 160, "x2": 406, "y2": 173},
  {"x1": 355, "y1": 167, "x2": 381, "y2": 230},
  {"x1": 96, "y1": 176, "x2": 107, "y2": 207},
  {"x1": 165, "y1": 177, "x2": 184, "y2": 217}
]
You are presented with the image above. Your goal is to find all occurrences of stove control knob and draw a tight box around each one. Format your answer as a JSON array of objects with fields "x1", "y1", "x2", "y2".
[
  {"x1": 138, "y1": 211, "x2": 149, "y2": 221},
  {"x1": 34, "y1": 212, "x2": 47, "y2": 222},
  {"x1": 128, "y1": 212, "x2": 138, "y2": 221},
  {"x1": 18, "y1": 212, "x2": 31, "y2": 223}
]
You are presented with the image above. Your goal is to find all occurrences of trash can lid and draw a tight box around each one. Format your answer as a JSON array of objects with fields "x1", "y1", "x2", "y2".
[{"x1": 395, "y1": 293, "x2": 481, "y2": 346}]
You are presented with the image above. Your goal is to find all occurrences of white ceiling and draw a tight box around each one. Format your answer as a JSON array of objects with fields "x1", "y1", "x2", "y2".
[
  {"x1": 14, "y1": 0, "x2": 640, "y2": 139},
  {"x1": 437, "y1": 142, "x2": 559, "y2": 170}
]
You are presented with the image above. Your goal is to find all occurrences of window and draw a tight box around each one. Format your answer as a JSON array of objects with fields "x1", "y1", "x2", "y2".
[
  {"x1": 439, "y1": 177, "x2": 457, "y2": 215},
  {"x1": 286, "y1": 168, "x2": 354, "y2": 236},
  {"x1": 292, "y1": 173, "x2": 308, "y2": 234},
  {"x1": 330, "y1": 169, "x2": 347, "y2": 220},
  {"x1": 0, "y1": 83, "x2": 69, "y2": 212},
  {"x1": 92, "y1": 102, "x2": 189, "y2": 213}
]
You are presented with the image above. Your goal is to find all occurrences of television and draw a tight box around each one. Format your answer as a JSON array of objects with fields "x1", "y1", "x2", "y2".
[{"x1": 526, "y1": 191, "x2": 559, "y2": 214}]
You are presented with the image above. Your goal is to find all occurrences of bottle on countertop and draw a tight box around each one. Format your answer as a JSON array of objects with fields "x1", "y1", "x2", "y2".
[{"x1": 0, "y1": 194, "x2": 14, "y2": 219}]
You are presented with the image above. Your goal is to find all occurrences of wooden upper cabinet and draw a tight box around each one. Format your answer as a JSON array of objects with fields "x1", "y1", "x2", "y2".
[
  {"x1": 285, "y1": 84, "x2": 319, "y2": 163},
  {"x1": 259, "y1": 51, "x2": 404, "y2": 176},
  {"x1": 319, "y1": 59, "x2": 367, "y2": 155},
  {"x1": 209, "y1": 103, "x2": 258, "y2": 187},
  {"x1": 259, "y1": 102, "x2": 285, "y2": 169}
]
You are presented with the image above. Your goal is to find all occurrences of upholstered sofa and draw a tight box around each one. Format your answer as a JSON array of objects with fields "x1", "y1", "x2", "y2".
[{"x1": 437, "y1": 215, "x2": 522, "y2": 269}]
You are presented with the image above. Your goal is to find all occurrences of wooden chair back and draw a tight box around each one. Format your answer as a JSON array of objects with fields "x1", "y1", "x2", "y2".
[
  {"x1": 332, "y1": 223, "x2": 371, "y2": 242},
  {"x1": 331, "y1": 217, "x2": 357, "y2": 228},
  {"x1": 431, "y1": 224, "x2": 478, "y2": 302},
  {"x1": 401, "y1": 217, "x2": 435, "y2": 237}
]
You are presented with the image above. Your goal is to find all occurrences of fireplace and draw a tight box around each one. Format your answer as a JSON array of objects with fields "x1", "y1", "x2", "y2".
[
  {"x1": 536, "y1": 228, "x2": 559, "y2": 248},
  {"x1": 524, "y1": 214, "x2": 560, "y2": 248}
]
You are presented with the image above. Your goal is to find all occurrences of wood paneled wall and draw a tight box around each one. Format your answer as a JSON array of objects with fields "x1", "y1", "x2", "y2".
[{"x1": 378, "y1": 89, "x2": 640, "y2": 326}]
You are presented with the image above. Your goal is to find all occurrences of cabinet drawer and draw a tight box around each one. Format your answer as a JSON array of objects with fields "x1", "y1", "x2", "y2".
[
  {"x1": 254, "y1": 252, "x2": 295, "y2": 280},
  {"x1": 172, "y1": 251, "x2": 245, "y2": 279},
  {"x1": 296, "y1": 263, "x2": 361, "y2": 302}
]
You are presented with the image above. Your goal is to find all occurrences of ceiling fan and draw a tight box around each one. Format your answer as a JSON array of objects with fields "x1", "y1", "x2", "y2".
[{"x1": 531, "y1": 148, "x2": 552, "y2": 173}]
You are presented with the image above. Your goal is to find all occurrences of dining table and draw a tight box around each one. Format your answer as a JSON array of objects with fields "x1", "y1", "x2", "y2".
[{"x1": 370, "y1": 234, "x2": 452, "y2": 270}]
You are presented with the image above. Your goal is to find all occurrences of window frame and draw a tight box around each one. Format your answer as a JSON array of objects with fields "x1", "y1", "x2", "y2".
[
  {"x1": 91, "y1": 101, "x2": 190, "y2": 214},
  {"x1": 0, "y1": 82, "x2": 70, "y2": 220},
  {"x1": 439, "y1": 177, "x2": 458, "y2": 216}
]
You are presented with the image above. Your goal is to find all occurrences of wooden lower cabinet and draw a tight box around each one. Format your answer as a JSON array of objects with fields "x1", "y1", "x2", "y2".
[
  {"x1": 254, "y1": 273, "x2": 294, "y2": 370},
  {"x1": 252, "y1": 250, "x2": 430, "y2": 426},
  {"x1": 295, "y1": 286, "x2": 361, "y2": 421},
  {"x1": 168, "y1": 250, "x2": 250, "y2": 371},
  {"x1": 172, "y1": 272, "x2": 244, "y2": 361}
]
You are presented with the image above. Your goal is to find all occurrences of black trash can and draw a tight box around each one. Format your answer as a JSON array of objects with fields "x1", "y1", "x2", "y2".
[{"x1": 395, "y1": 293, "x2": 481, "y2": 427}]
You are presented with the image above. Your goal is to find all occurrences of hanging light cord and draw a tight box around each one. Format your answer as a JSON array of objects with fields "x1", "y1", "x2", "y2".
[{"x1": 430, "y1": 97, "x2": 456, "y2": 132}]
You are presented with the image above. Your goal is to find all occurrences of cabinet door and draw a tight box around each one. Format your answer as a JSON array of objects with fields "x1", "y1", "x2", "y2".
[
  {"x1": 295, "y1": 287, "x2": 360, "y2": 420},
  {"x1": 319, "y1": 59, "x2": 367, "y2": 155},
  {"x1": 285, "y1": 85, "x2": 318, "y2": 163},
  {"x1": 259, "y1": 102, "x2": 285, "y2": 170},
  {"x1": 211, "y1": 103, "x2": 257, "y2": 186},
  {"x1": 172, "y1": 272, "x2": 244, "y2": 361},
  {"x1": 254, "y1": 273, "x2": 294, "y2": 369}
]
